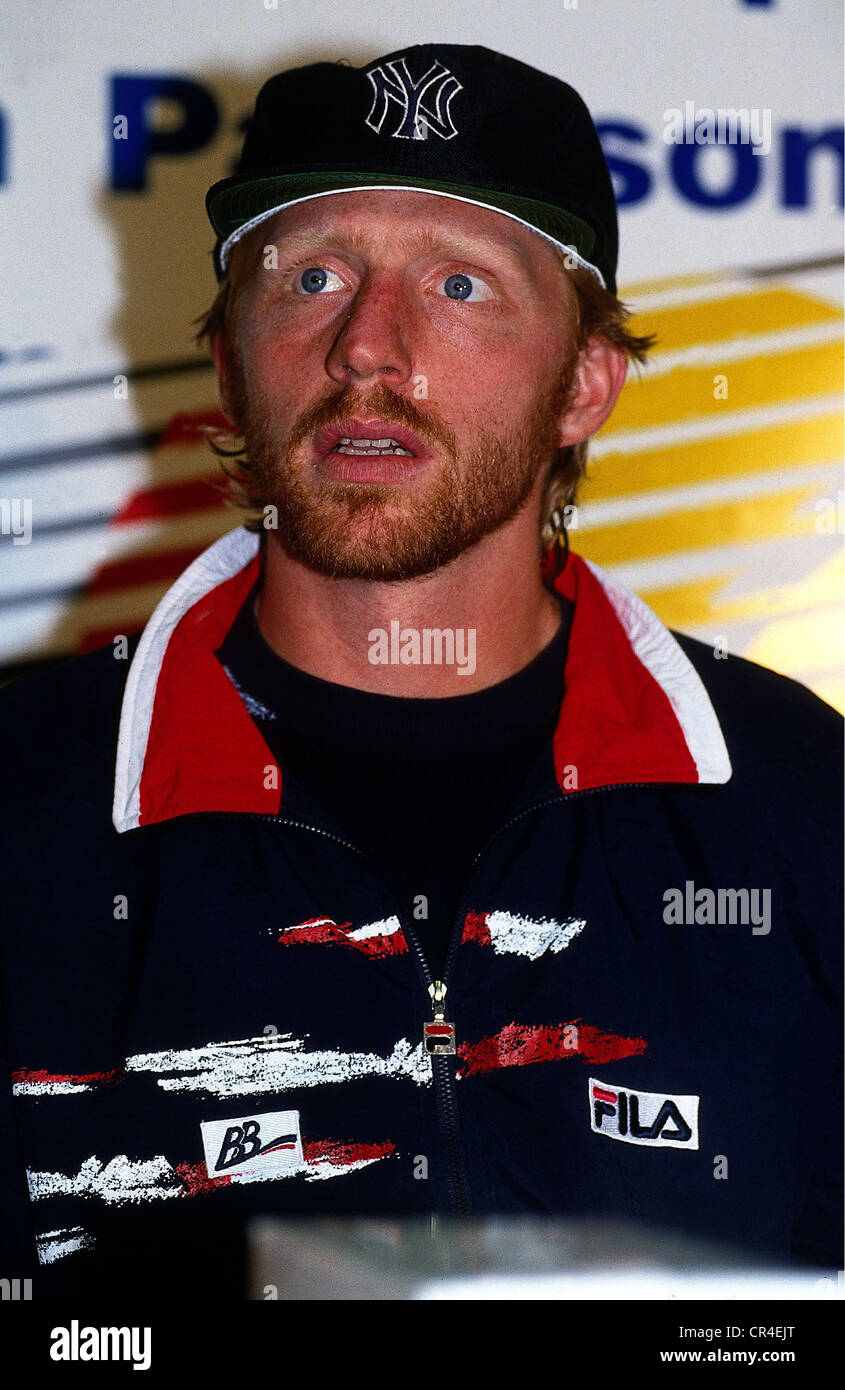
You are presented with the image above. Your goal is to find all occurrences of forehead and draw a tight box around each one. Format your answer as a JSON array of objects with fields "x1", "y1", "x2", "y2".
[{"x1": 234, "y1": 188, "x2": 567, "y2": 280}]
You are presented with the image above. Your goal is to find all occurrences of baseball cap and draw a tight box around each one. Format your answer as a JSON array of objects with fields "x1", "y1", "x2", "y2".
[{"x1": 206, "y1": 44, "x2": 618, "y2": 292}]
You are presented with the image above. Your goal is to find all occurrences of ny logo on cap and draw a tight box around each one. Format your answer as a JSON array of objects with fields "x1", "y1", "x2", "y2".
[{"x1": 365, "y1": 57, "x2": 462, "y2": 141}]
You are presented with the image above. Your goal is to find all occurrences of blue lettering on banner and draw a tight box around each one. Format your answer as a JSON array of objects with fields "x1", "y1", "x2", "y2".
[
  {"x1": 782, "y1": 127, "x2": 844, "y2": 207},
  {"x1": 597, "y1": 121, "x2": 654, "y2": 206},
  {"x1": 597, "y1": 118, "x2": 843, "y2": 210},
  {"x1": 0, "y1": 68, "x2": 835, "y2": 212},
  {"x1": 109, "y1": 74, "x2": 220, "y2": 191},
  {"x1": 671, "y1": 140, "x2": 761, "y2": 208}
]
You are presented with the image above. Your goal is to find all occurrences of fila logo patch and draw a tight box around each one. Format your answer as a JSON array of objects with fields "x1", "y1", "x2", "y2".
[
  {"x1": 589, "y1": 1079, "x2": 699, "y2": 1150},
  {"x1": 365, "y1": 57, "x2": 462, "y2": 141},
  {"x1": 200, "y1": 1109, "x2": 303, "y2": 1180}
]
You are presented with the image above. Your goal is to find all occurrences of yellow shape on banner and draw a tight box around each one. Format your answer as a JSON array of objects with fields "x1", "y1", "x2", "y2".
[
  {"x1": 628, "y1": 289, "x2": 841, "y2": 352},
  {"x1": 745, "y1": 608, "x2": 844, "y2": 700},
  {"x1": 607, "y1": 342, "x2": 843, "y2": 432},
  {"x1": 622, "y1": 270, "x2": 723, "y2": 296},
  {"x1": 638, "y1": 552, "x2": 844, "y2": 629},
  {"x1": 626, "y1": 548, "x2": 844, "y2": 712},
  {"x1": 576, "y1": 482, "x2": 828, "y2": 565},
  {"x1": 580, "y1": 273, "x2": 844, "y2": 708},
  {"x1": 587, "y1": 412, "x2": 843, "y2": 499}
]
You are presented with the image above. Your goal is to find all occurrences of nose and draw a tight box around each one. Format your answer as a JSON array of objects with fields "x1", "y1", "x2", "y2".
[{"x1": 325, "y1": 276, "x2": 414, "y2": 388}]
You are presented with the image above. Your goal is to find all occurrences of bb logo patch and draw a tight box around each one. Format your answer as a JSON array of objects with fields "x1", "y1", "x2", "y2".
[
  {"x1": 589, "y1": 1079, "x2": 699, "y2": 1150},
  {"x1": 200, "y1": 1109, "x2": 302, "y2": 1180}
]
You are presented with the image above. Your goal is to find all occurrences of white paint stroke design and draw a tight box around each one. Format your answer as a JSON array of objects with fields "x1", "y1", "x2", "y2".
[
  {"x1": 125, "y1": 1034, "x2": 431, "y2": 1097},
  {"x1": 36, "y1": 1226, "x2": 95, "y2": 1265},
  {"x1": 12, "y1": 1064, "x2": 122, "y2": 1097},
  {"x1": 271, "y1": 914, "x2": 406, "y2": 956},
  {"x1": 27, "y1": 1155, "x2": 182, "y2": 1205},
  {"x1": 481, "y1": 911, "x2": 586, "y2": 959},
  {"x1": 27, "y1": 1147, "x2": 392, "y2": 1205},
  {"x1": 302, "y1": 1153, "x2": 385, "y2": 1184},
  {"x1": 15, "y1": 1079, "x2": 94, "y2": 1096},
  {"x1": 347, "y1": 917, "x2": 403, "y2": 942}
]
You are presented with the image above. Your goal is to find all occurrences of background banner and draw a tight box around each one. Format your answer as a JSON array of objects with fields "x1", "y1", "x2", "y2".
[{"x1": 1, "y1": 0, "x2": 842, "y2": 706}]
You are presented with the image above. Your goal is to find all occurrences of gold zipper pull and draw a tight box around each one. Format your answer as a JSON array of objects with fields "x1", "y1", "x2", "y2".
[{"x1": 424, "y1": 980, "x2": 456, "y2": 1056}]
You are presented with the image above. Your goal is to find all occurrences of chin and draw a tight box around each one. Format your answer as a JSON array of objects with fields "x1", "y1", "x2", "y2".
[{"x1": 278, "y1": 516, "x2": 469, "y2": 583}]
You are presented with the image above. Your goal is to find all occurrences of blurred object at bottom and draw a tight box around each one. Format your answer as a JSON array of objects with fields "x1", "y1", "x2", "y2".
[{"x1": 248, "y1": 1215, "x2": 838, "y2": 1300}]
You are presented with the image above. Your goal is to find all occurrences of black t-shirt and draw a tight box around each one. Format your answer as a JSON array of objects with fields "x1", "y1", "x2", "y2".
[{"x1": 215, "y1": 575, "x2": 573, "y2": 977}]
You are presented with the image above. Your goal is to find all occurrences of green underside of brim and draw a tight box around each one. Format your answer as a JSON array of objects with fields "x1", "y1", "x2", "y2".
[{"x1": 209, "y1": 170, "x2": 597, "y2": 263}]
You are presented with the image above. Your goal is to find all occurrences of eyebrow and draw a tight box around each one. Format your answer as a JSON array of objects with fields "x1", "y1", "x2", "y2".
[{"x1": 267, "y1": 220, "x2": 539, "y2": 278}]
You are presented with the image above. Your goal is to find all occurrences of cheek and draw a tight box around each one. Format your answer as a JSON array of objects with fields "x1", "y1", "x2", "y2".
[
  {"x1": 426, "y1": 308, "x2": 561, "y2": 407},
  {"x1": 438, "y1": 356, "x2": 541, "y2": 428},
  {"x1": 235, "y1": 286, "x2": 302, "y2": 372},
  {"x1": 237, "y1": 327, "x2": 303, "y2": 408},
  {"x1": 421, "y1": 323, "x2": 517, "y2": 405}
]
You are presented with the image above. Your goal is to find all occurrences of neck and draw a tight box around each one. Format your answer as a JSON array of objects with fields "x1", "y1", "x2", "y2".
[{"x1": 255, "y1": 521, "x2": 562, "y2": 697}]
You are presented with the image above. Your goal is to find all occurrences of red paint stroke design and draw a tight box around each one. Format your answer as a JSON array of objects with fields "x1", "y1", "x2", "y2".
[
  {"x1": 277, "y1": 917, "x2": 352, "y2": 944},
  {"x1": 303, "y1": 1139, "x2": 396, "y2": 1166},
  {"x1": 174, "y1": 1161, "x2": 232, "y2": 1197},
  {"x1": 457, "y1": 1021, "x2": 648, "y2": 1078},
  {"x1": 276, "y1": 916, "x2": 408, "y2": 958},
  {"x1": 462, "y1": 910, "x2": 491, "y2": 947},
  {"x1": 11, "y1": 1066, "x2": 123, "y2": 1090},
  {"x1": 176, "y1": 1141, "x2": 395, "y2": 1197}
]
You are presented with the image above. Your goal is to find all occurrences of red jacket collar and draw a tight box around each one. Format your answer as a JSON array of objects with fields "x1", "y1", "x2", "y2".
[{"x1": 113, "y1": 527, "x2": 731, "y2": 833}]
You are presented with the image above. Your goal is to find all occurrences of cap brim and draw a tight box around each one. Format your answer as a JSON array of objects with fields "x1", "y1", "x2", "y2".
[{"x1": 207, "y1": 170, "x2": 606, "y2": 287}]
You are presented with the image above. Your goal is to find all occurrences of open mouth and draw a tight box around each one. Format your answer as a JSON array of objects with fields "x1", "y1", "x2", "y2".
[
  {"x1": 313, "y1": 419, "x2": 429, "y2": 462},
  {"x1": 330, "y1": 437, "x2": 415, "y2": 457}
]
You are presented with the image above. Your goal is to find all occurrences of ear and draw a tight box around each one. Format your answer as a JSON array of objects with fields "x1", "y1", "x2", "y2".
[
  {"x1": 557, "y1": 336, "x2": 628, "y2": 447},
  {"x1": 213, "y1": 329, "x2": 242, "y2": 430}
]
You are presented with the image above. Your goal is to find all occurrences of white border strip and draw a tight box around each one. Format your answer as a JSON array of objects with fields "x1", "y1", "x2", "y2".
[
  {"x1": 218, "y1": 185, "x2": 605, "y2": 287},
  {"x1": 112, "y1": 525, "x2": 260, "y2": 833},
  {"x1": 584, "y1": 557, "x2": 732, "y2": 785}
]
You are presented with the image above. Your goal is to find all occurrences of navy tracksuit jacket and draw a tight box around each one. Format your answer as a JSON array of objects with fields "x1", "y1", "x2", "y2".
[{"x1": 1, "y1": 526, "x2": 841, "y2": 1296}]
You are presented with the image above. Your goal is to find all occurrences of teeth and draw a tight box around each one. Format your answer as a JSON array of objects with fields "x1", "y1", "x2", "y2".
[
  {"x1": 337, "y1": 436, "x2": 406, "y2": 447},
  {"x1": 332, "y1": 436, "x2": 414, "y2": 457}
]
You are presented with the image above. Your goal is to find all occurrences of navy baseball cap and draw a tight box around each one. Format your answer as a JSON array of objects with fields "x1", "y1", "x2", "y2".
[{"x1": 206, "y1": 44, "x2": 618, "y2": 292}]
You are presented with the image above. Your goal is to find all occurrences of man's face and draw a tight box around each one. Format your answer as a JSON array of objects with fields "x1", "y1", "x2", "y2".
[{"x1": 217, "y1": 190, "x2": 581, "y2": 580}]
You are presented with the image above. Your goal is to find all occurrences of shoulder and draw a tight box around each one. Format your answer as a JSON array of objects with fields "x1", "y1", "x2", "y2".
[
  {"x1": 672, "y1": 629, "x2": 843, "y2": 800},
  {"x1": 0, "y1": 633, "x2": 139, "y2": 720},
  {"x1": 0, "y1": 636, "x2": 140, "y2": 800},
  {"x1": 674, "y1": 633, "x2": 842, "y2": 995}
]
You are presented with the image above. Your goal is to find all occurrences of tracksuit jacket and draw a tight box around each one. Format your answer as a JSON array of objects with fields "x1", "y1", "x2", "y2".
[{"x1": 0, "y1": 524, "x2": 842, "y2": 1296}]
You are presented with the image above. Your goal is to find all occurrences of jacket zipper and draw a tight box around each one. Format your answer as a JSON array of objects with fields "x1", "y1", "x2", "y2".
[
  {"x1": 424, "y1": 980, "x2": 469, "y2": 1217},
  {"x1": 258, "y1": 813, "x2": 472, "y2": 1215},
  {"x1": 258, "y1": 779, "x2": 684, "y2": 1219}
]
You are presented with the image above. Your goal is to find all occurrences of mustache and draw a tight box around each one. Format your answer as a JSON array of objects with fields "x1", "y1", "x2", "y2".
[{"x1": 284, "y1": 381, "x2": 459, "y2": 455}]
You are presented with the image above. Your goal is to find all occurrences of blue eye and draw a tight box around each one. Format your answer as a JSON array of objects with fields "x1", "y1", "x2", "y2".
[
  {"x1": 295, "y1": 267, "x2": 343, "y2": 294},
  {"x1": 439, "y1": 273, "x2": 492, "y2": 302},
  {"x1": 444, "y1": 273, "x2": 472, "y2": 300}
]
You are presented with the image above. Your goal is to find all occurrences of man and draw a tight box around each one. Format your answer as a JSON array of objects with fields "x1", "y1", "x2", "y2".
[{"x1": 1, "y1": 44, "x2": 841, "y2": 1300}]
